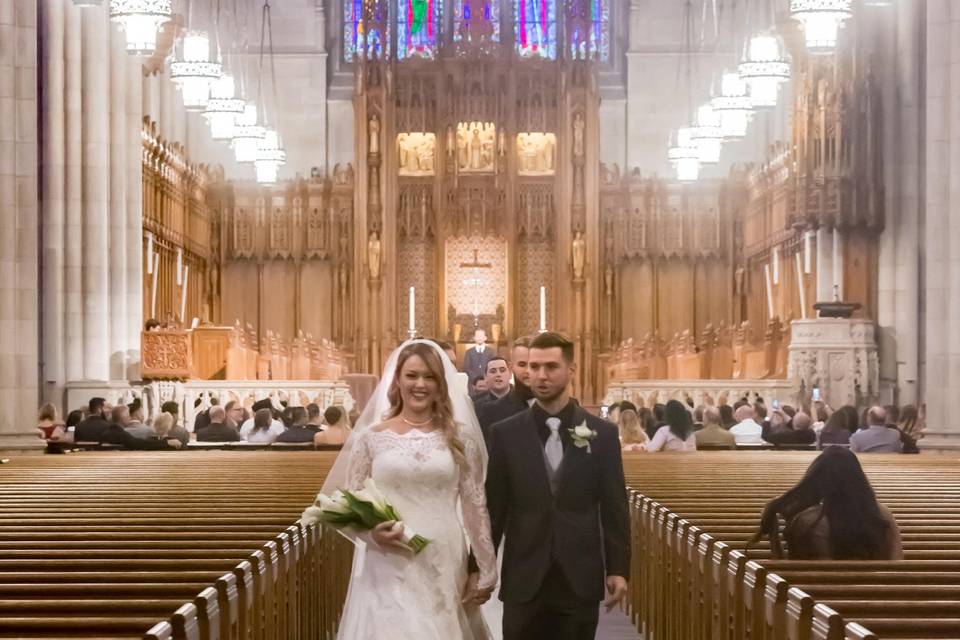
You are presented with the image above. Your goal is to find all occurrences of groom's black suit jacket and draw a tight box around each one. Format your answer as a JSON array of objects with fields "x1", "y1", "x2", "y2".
[{"x1": 485, "y1": 401, "x2": 630, "y2": 604}]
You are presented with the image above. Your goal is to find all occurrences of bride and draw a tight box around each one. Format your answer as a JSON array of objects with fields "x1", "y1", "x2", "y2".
[{"x1": 306, "y1": 340, "x2": 498, "y2": 639}]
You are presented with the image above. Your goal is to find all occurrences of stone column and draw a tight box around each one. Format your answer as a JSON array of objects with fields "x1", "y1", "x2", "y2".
[
  {"x1": 108, "y1": 25, "x2": 128, "y2": 380},
  {"x1": 63, "y1": 3, "x2": 84, "y2": 382},
  {"x1": 0, "y1": 0, "x2": 43, "y2": 452},
  {"x1": 126, "y1": 47, "x2": 143, "y2": 379}
]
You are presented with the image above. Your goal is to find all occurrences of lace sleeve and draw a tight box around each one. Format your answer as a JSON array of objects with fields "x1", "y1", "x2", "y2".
[
  {"x1": 459, "y1": 437, "x2": 498, "y2": 590},
  {"x1": 345, "y1": 430, "x2": 373, "y2": 490}
]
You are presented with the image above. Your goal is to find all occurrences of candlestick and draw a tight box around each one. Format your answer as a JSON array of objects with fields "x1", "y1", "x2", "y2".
[
  {"x1": 180, "y1": 264, "x2": 190, "y2": 322},
  {"x1": 150, "y1": 252, "x2": 160, "y2": 319},
  {"x1": 176, "y1": 248, "x2": 183, "y2": 286},
  {"x1": 539, "y1": 286, "x2": 546, "y2": 332},
  {"x1": 795, "y1": 252, "x2": 807, "y2": 319},
  {"x1": 146, "y1": 233, "x2": 154, "y2": 274},
  {"x1": 764, "y1": 264, "x2": 775, "y2": 319},
  {"x1": 803, "y1": 231, "x2": 813, "y2": 274},
  {"x1": 408, "y1": 287, "x2": 416, "y2": 337},
  {"x1": 772, "y1": 247, "x2": 780, "y2": 285}
]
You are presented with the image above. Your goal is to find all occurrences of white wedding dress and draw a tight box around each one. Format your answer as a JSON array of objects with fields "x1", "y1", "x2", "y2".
[{"x1": 335, "y1": 427, "x2": 498, "y2": 640}]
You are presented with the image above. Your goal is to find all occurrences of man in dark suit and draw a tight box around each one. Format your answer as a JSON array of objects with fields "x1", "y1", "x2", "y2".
[
  {"x1": 75, "y1": 397, "x2": 111, "y2": 442},
  {"x1": 476, "y1": 337, "x2": 533, "y2": 446},
  {"x1": 197, "y1": 406, "x2": 241, "y2": 442},
  {"x1": 461, "y1": 328, "x2": 496, "y2": 394},
  {"x1": 485, "y1": 331, "x2": 630, "y2": 640},
  {"x1": 276, "y1": 407, "x2": 317, "y2": 443},
  {"x1": 472, "y1": 357, "x2": 512, "y2": 408}
]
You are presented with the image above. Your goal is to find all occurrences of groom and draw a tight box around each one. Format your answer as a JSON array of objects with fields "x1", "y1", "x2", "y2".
[{"x1": 485, "y1": 331, "x2": 630, "y2": 639}]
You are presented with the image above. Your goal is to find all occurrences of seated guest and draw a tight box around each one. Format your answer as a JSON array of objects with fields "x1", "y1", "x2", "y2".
[
  {"x1": 748, "y1": 447, "x2": 903, "y2": 560},
  {"x1": 850, "y1": 406, "x2": 902, "y2": 453},
  {"x1": 638, "y1": 407, "x2": 657, "y2": 443},
  {"x1": 645, "y1": 400, "x2": 697, "y2": 452},
  {"x1": 197, "y1": 406, "x2": 241, "y2": 442},
  {"x1": 240, "y1": 399, "x2": 284, "y2": 439},
  {"x1": 898, "y1": 404, "x2": 923, "y2": 440},
  {"x1": 314, "y1": 406, "x2": 351, "y2": 446},
  {"x1": 193, "y1": 397, "x2": 219, "y2": 433},
  {"x1": 150, "y1": 412, "x2": 178, "y2": 443},
  {"x1": 305, "y1": 403, "x2": 323, "y2": 433},
  {"x1": 754, "y1": 402, "x2": 768, "y2": 427},
  {"x1": 694, "y1": 406, "x2": 736, "y2": 449},
  {"x1": 764, "y1": 411, "x2": 817, "y2": 447},
  {"x1": 729, "y1": 405, "x2": 765, "y2": 445},
  {"x1": 76, "y1": 397, "x2": 111, "y2": 442},
  {"x1": 245, "y1": 408, "x2": 284, "y2": 444},
  {"x1": 473, "y1": 357, "x2": 512, "y2": 407},
  {"x1": 36, "y1": 403, "x2": 65, "y2": 441},
  {"x1": 817, "y1": 409, "x2": 852, "y2": 449},
  {"x1": 157, "y1": 400, "x2": 190, "y2": 446},
  {"x1": 692, "y1": 405, "x2": 706, "y2": 431},
  {"x1": 811, "y1": 401, "x2": 831, "y2": 432},
  {"x1": 719, "y1": 404, "x2": 737, "y2": 430},
  {"x1": 471, "y1": 375, "x2": 489, "y2": 397},
  {"x1": 100, "y1": 405, "x2": 174, "y2": 450},
  {"x1": 276, "y1": 407, "x2": 316, "y2": 443},
  {"x1": 62, "y1": 409, "x2": 83, "y2": 443},
  {"x1": 606, "y1": 401, "x2": 622, "y2": 425},
  {"x1": 223, "y1": 400, "x2": 244, "y2": 431},
  {"x1": 124, "y1": 399, "x2": 153, "y2": 439},
  {"x1": 617, "y1": 403, "x2": 649, "y2": 452}
]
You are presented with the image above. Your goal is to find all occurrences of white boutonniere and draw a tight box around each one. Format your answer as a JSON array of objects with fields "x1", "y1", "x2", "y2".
[{"x1": 569, "y1": 421, "x2": 598, "y2": 453}]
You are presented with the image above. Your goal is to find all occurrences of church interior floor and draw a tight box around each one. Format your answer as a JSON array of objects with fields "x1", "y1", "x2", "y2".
[{"x1": 481, "y1": 598, "x2": 642, "y2": 639}]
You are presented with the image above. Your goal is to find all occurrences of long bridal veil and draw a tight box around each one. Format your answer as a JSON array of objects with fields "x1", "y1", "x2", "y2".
[{"x1": 321, "y1": 338, "x2": 488, "y2": 496}]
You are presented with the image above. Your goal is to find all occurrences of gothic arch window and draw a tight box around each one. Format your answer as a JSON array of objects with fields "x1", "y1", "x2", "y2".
[
  {"x1": 343, "y1": 0, "x2": 390, "y2": 61},
  {"x1": 398, "y1": 0, "x2": 443, "y2": 59},
  {"x1": 453, "y1": 0, "x2": 500, "y2": 48},
  {"x1": 515, "y1": 0, "x2": 556, "y2": 59},
  {"x1": 567, "y1": 0, "x2": 609, "y2": 61}
]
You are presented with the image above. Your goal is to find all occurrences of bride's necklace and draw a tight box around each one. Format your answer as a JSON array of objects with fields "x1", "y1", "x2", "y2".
[{"x1": 401, "y1": 414, "x2": 434, "y2": 427}]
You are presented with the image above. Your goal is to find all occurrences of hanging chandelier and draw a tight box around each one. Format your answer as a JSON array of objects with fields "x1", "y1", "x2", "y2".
[
  {"x1": 711, "y1": 72, "x2": 753, "y2": 139},
  {"x1": 255, "y1": 129, "x2": 287, "y2": 183},
  {"x1": 691, "y1": 104, "x2": 723, "y2": 165},
  {"x1": 204, "y1": 74, "x2": 245, "y2": 140},
  {"x1": 739, "y1": 35, "x2": 791, "y2": 109},
  {"x1": 789, "y1": 0, "x2": 853, "y2": 53},
  {"x1": 72, "y1": 0, "x2": 104, "y2": 6},
  {"x1": 170, "y1": 31, "x2": 222, "y2": 111},
  {"x1": 669, "y1": 128, "x2": 700, "y2": 182},
  {"x1": 109, "y1": 0, "x2": 172, "y2": 56},
  {"x1": 233, "y1": 103, "x2": 266, "y2": 163}
]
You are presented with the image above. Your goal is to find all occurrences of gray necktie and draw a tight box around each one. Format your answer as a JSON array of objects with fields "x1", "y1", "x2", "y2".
[{"x1": 545, "y1": 417, "x2": 564, "y2": 474}]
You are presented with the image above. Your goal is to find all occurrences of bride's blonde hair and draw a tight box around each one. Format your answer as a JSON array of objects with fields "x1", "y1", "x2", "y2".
[{"x1": 386, "y1": 342, "x2": 467, "y2": 468}]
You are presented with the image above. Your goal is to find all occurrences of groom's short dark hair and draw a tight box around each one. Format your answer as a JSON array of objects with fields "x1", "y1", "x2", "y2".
[{"x1": 529, "y1": 331, "x2": 574, "y2": 363}]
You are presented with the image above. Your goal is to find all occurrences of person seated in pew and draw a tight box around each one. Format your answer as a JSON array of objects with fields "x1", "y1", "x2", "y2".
[
  {"x1": 817, "y1": 406, "x2": 853, "y2": 449},
  {"x1": 729, "y1": 404, "x2": 766, "y2": 445},
  {"x1": 196, "y1": 406, "x2": 241, "y2": 442},
  {"x1": 694, "y1": 406, "x2": 736, "y2": 449},
  {"x1": 123, "y1": 399, "x2": 153, "y2": 439},
  {"x1": 718, "y1": 403, "x2": 737, "y2": 430},
  {"x1": 748, "y1": 446, "x2": 903, "y2": 560},
  {"x1": 305, "y1": 403, "x2": 323, "y2": 433},
  {"x1": 242, "y1": 408, "x2": 283, "y2": 444},
  {"x1": 850, "y1": 406, "x2": 903, "y2": 454},
  {"x1": 276, "y1": 407, "x2": 317, "y2": 443},
  {"x1": 763, "y1": 411, "x2": 817, "y2": 447},
  {"x1": 100, "y1": 405, "x2": 180, "y2": 450},
  {"x1": 75, "y1": 397, "x2": 111, "y2": 442},
  {"x1": 149, "y1": 412, "x2": 180, "y2": 445},
  {"x1": 62, "y1": 409, "x2": 82, "y2": 443},
  {"x1": 645, "y1": 400, "x2": 697, "y2": 452},
  {"x1": 617, "y1": 402, "x2": 649, "y2": 452},
  {"x1": 313, "y1": 405, "x2": 351, "y2": 446},
  {"x1": 239, "y1": 399, "x2": 285, "y2": 440},
  {"x1": 36, "y1": 403, "x2": 65, "y2": 442}
]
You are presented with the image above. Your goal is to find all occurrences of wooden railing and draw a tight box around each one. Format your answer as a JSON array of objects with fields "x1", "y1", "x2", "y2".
[
  {"x1": 608, "y1": 318, "x2": 790, "y2": 383},
  {"x1": 623, "y1": 452, "x2": 960, "y2": 640}
]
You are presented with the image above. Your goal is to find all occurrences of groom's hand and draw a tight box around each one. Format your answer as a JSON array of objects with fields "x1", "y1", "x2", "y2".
[
  {"x1": 461, "y1": 572, "x2": 493, "y2": 605},
  {"x1": 603, "y1": 575, "x2": 628, "y2": 611}
]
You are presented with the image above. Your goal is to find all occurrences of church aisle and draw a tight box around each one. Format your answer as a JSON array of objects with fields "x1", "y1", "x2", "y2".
[{"x1": 481, "y1": 598, "x2": 641, "y2": 640}]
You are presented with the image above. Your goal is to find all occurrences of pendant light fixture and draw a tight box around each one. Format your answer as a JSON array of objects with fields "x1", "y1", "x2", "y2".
[
  {"x1": 691, "y1": 104, "x2": 723, "y2": 165},
  {"x1": 253, "y1": 0, "x2": 286, "y2": 183},
  {"x1": 109, "y1": 0, "x2": 172, "y2": 56},
  {"x1": 233, "y1": 103, "x2": 265, "y2": 163},
  {"x1": 789, "y1": 0, "x2": 853, "y2": 53},
  {"x1": 171, "y1": 31, "x2": 222, "y2": 111},
  {"x1": 711, "y1": 72, "x2": 753, "y2": 139},
  {"x1": 739, "y1": 34, "x2": 791, "y2": 109},
  {"x1": 204, "y1": 73, "x2": 245, "y2": 140},
  {"x1": 72, "y1": 0, "x2": 104, "y2": 6},
  {"x1": 669, "y1": 128, "x2": 701, "y2": 182}
]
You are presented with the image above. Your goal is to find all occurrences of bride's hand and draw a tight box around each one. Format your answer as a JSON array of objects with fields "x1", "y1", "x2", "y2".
[
  {"x1": 461, "y1": 573, "x2": 494, "y2": 606},
  {"x1": 370, "y1": 521, "x2": 409, "y2": 551}
]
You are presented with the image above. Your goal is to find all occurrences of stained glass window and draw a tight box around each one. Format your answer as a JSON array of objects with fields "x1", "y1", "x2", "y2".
[
  {"x1": 568, "y1": 0, "x2": 609, "y2": 61},
  {"x1": 515, "y1": 0, "x2": 556, "y2": 59},
  {"x1": 343, "y1": 0, "x2": 389, "y2": 61},
  {"x1": 453, "y1": 0, "x2": 500, "y2": 47},
  {"x1": 398, "y1": 0, "x2": 442, "y2": 59}
]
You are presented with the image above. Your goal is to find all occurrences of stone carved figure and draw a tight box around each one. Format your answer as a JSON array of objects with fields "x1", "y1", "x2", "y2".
[
  {"x1": 573, "y1": 112, "x2": 585, "y2": 158},
  {"x1": 572, "y1": 230, "x2": 586, "y2": 279},
  {"x1": 398, "y1": 133, "x2": 436, "y2": 176},
  {"x1": 604, "y1": 265, "x2": 614, "y2": 296},
  {"x1": 517, "y1": 133, "x2": 556, "y2": 175},
  {"x1": 367, "y1": 231, "x2": 382, "y2": 280},
  {"x1": 368, "y1": 114, "x2": 380, "y2": 155},
  {"x1": 446, "y1": 126, "x2": 456, "y2": 156},
  {"x1": 456, "y1": 123, "x2": 495, "y2": 172}
]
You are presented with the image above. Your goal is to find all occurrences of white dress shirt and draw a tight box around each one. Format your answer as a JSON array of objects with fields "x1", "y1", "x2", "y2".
[{"x1": 729, "y1": 418, "x2": 765, "y2": 445}]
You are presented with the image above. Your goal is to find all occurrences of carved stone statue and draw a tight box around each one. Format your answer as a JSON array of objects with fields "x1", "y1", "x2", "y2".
[
  {"x1": 368, "y1": 231, "x2": 382, "y2": 280},
  {"x1": 368, "y1": 114, "x2": 380, "y2": 155},
  {"x1": 446, "y1": 126, "x2": 455, "y2": 156},
  {"x1": 573, "y1": 112, "x2": 585, "y2": 158},
  {"x1": 572, "y1": 230, "x2": 586, "y2": 279},
  {"x1": 604, "y1": 265, "x2": 614, "y2": 296},
  {"x1": 470, "y1": 128, "x2": 483, "y2": 169}
]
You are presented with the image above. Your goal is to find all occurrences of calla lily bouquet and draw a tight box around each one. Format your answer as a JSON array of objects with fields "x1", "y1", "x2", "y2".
[{"x1": 301, "y1": 478, "x2": 431, "y2": 554}]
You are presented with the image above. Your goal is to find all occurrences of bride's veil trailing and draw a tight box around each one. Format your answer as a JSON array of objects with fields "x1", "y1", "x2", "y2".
[{"x1": 321, "y1": 338, "x2": 488, "y2": 496}]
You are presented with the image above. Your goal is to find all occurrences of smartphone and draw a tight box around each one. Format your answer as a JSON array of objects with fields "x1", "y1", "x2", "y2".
[
  {"x1": 600, "y1": 405, "x2": 609, "y2": 419},
  {"x1": 812, "y1": 386, "x2": 821, "y2": 402},
  {"x1": 772, "y1": 399, "x2": 781, "y2": 410}
]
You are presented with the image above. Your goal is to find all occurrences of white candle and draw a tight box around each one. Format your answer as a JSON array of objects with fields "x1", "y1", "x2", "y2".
[
  {"x1": 408, "y1": 287, "x2": 415, "y2": 334},
  {"x1": 180, "y1": 264, "x2": 190, "y2": 322},
  {"x1": 832, "y1": 228, "x2": 843, "y2": 300},
  {"x1": 176, "y1": 248, "x2": 183, "y2": 286},
  {"x1": 803, "y1": 231, "x2": 813, "y2": 274},
  {"x1": 539, "y1": 286, "x2": 546, "y2": 332},
  {"x1": 764, "y1": 264, "x2": 775, "y2": 319},
  {"x1": 795, "y1": 252, "x2": 807, "y2": 319},
  {"x1": 772, "y1": 247, "x2": 780, "y2": 285},
  {"x1": 146, "y1": 233, "x2": 154, "y2": 274},
  {"x1": 150, "y1": 251, "x2": 160, "y2": 318}
]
